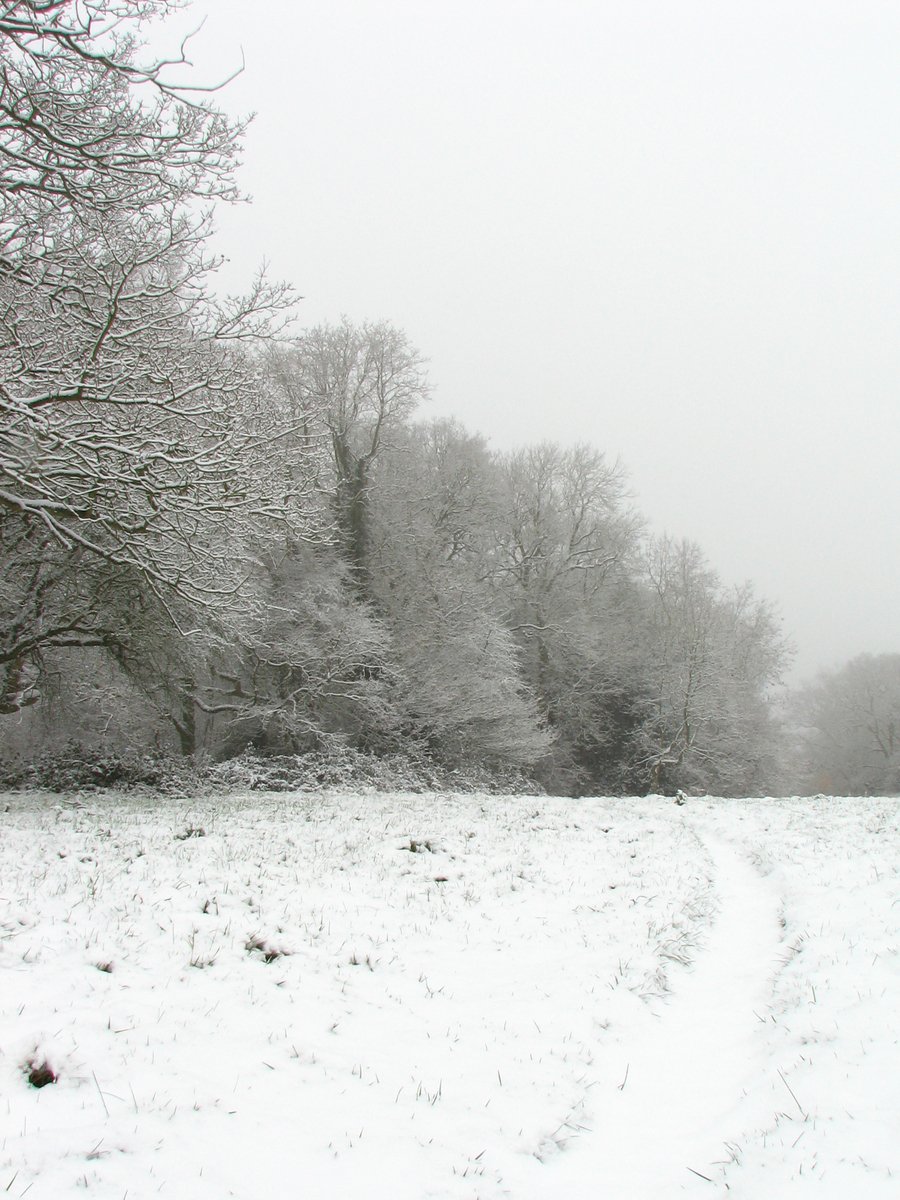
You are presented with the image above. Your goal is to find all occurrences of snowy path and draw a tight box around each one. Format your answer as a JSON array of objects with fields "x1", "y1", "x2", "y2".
[
  {"x1": 548, "y1": 828, "x2": 782, "y2": 1198},
  {"x1": 4, "y1": 794, "x2": 897, "y2": 1198}
]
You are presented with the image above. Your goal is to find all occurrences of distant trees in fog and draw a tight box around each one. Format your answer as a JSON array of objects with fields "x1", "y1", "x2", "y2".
[
  {"x1": 1, "y1": 2, "x2": 795, "y2": 794},
  {"x1": 791, "y1": 655, "x2": 900, "y2": 796}
]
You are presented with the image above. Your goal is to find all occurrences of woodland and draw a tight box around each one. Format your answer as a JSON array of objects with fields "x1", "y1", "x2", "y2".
[{"x1": 1, "y1": 1, "x2": 897, "y2": 797}]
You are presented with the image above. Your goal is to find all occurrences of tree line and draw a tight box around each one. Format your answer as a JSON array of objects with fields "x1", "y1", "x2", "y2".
[{"x1": 1, "y1": 2, "x2": 894, "y2": 796}]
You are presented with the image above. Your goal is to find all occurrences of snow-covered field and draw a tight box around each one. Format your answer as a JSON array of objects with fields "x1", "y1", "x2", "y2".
[{"x1": 1, "y1": 790, "x2": 897, "y2": 1199}]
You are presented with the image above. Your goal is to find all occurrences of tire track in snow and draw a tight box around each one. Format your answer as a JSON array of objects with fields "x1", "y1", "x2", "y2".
[{"x1": 548, "y1": 827, "x2": 782, "y2": 1198}]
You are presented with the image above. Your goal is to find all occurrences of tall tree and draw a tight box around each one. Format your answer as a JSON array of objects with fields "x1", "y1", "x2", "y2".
[
  {"x1": 368, "y1": 421, "x2": 553, "y2": 769},
  {"x1": 0, "y1": 1, "x2": 303, "y2": 719},
  {"x1": 284, "y1": 320, "x2": 429, "y2": 584},
  {"x1": 634, "y1": 536, "x2": 788, "y2": 795},
  {"x1": 488, "y1": 442, "x2": 642, "y2": 790}
]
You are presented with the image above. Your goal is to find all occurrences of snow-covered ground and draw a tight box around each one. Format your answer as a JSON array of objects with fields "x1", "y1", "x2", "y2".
[{"x1": 0, "y1": 791, "x2": 897, "y2": 1199}]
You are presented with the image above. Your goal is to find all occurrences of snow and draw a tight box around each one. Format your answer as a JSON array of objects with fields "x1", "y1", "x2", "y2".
[
  {"x1": 0, "y1": 791, "x2": 897, "y2": 1198},
  {"x1": 551, "y1": 833, "x2": 783, "y2": 1194}
]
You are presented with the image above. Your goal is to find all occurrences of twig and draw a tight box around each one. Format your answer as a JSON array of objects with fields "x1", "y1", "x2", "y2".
[
  {"x1": 686, "y1": 1167, "x2": 714, "y2": 1182},
  {"x1": 777, "y1": 1068, "x2": 807, "y2": 1117},
  {"x1": 92, "y1": 1070, "x2": 110, "y2": 1118},
  {"x1": 618, "y1": 1063, "x2": 629, "y2": 1091}
]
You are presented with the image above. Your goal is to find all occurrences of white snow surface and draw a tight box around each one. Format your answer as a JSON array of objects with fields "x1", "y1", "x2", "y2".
[{"x1": 0, "y1": 791, "x2": 897, "y2": 1199}]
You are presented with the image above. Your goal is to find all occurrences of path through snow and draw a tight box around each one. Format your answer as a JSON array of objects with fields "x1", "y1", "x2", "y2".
[
  {"x1": 548, "y1": 826, "x2": 782, "y2": 1198},
  {"x1": 4, "y1": 794, "x2": 896, "y2": 1198}
]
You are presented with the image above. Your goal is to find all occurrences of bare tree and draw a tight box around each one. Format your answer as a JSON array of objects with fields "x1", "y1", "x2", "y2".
[
  {"x1": 370, "y1": 418, "x2": 499, "y2": 573},
  {"x1": 792, "y1": 654, "x2": 900, "y2": 795},
  {"x1": 0, "y1": 1, "x2": 313, "y2": 720},
  {"x1": 486, "y1": 442, "x2": 643, "y2": 789},
  {"x1": 493, "y1": 443, "x2": 636, "y2": 598},
  {"x1": 285, "y1": 320, "x2": 429, "y2": 582},
  {"x1": 364, "y1": 422, "x2": 553, "y2": 768},
  {"x1": 0, "y1": 0, "x2": 242, "y2": 233},
  {"x1": 1, "y1": 208, "x2": 296, "y2": 600},
  {"x1": 636, "y1": 536, "x2": 788, "y2": 795}
]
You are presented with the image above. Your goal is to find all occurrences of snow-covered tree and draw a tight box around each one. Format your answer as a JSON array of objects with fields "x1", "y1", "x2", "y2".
[
  {"x1": 634, "y1": 536, "x2": 788, "y2": 795},
  {"x1": 487, "y1": 442, "x2": 643, "y2": 789},
  {"x1": 792, "y1": 654, "x2": 900, "y2": 795},
  {"x1": 281, "y1": 320, "x2": 429, "y2": 582},
  {"x1": 197, "y1": 549, "x2": 401, "y2": 757},
  {"x1": 0, "y1": 1, "x2": 241, "y2": 222},
  {"x1": 368, "y1": 421, "x2": 553, "y2": 769},
  {"x1": 0, "y1": 1, "x2": 310, "y2": 718},
  {"x1": 1, "y1": 209, "x2": 294, "y2": 600}
]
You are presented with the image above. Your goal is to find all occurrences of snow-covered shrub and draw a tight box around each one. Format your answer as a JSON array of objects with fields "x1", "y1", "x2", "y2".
[
  {"x1": 0, "y1": 741, "x2": 205, "y2": 794},
  {"x1": 206, "y1": 747, "x2": 540, "y2": 795}
]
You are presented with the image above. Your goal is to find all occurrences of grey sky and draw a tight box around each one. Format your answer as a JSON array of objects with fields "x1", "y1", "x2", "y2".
[{"x1": 167, "y1": 0, "x2": 900, "y2": 684}]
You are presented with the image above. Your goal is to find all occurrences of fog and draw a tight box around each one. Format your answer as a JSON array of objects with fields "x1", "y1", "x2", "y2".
[{"x1": 168, "y1": 0, "x2": 900, "y2": 684}]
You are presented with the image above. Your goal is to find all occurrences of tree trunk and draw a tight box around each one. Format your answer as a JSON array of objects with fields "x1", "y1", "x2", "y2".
[
  {"x1": 0, "y1": 657, "x2": 38, "y2": 716},
  {"x1": 333, "y1": 433, "x2": 372, "y2": 588}
]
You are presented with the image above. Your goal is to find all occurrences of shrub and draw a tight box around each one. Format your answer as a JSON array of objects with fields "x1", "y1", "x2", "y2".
[
  {"x1": 0, "y1": 740, "x2": 206, "y2": 794},
  {"x1": 207, "y1": 746, "x2": 540, "y2": 795},
  {"x1": 0, "y1": 740, "x2": 540, "y2": 797}
]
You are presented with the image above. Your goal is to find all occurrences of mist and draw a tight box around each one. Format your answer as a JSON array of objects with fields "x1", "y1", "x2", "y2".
[{"x1": 171, "y1": 0, "x2": 900, "y2": 684}]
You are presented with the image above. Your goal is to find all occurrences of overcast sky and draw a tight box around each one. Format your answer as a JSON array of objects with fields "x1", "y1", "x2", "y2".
[{"x1": 163, "y1": 0, "x2": 900, "y2": 684}]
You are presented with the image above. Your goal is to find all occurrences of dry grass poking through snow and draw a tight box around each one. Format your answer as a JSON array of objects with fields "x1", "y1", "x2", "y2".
[
  {"x1": 692, "y1": 797, "x2": 900, "y2": 1197},
  {"x1": 0, "y1": 791, "x2": 897, "y2": 1199},
  {"x1": 0, "y1": 791, "x2": 712, "y2": 1198}
]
